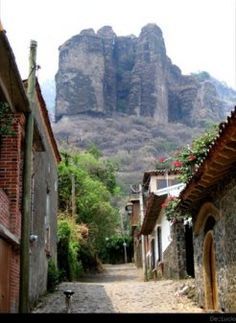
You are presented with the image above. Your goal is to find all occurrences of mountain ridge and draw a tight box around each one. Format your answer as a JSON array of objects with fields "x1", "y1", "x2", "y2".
[
  {"x1": 45, "y1": 24, "x2": 236, "y2": 191},
  {"x1": 54, "y1": 24, "x2": 236, "y2": 126}
]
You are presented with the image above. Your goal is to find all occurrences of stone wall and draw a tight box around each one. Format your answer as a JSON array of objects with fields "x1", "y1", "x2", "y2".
[
  {"x1": 163, "y1": 222, "x2": 187, "y2": 279},
  {"x1": 193, "y1": 176, "x2": 236, "y2": 312},
  {"x1": 220, "y1": 178, "x2": 236, "y2": 311}
]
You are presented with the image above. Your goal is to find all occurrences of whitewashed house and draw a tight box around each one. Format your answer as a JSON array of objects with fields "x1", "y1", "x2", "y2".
[{"x1": 140, "y1": 170, "x2": 194, "y2": 279}]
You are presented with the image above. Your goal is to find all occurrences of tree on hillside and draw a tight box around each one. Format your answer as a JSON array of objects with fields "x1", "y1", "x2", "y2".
[{"x1": 57, "y1": 147, "x2": 122, "y2": 274}]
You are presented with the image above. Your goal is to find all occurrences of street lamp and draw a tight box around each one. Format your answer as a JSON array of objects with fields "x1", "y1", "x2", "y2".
[{"x1": 123, "y1": 241, "x2": 127, "y2": 263}]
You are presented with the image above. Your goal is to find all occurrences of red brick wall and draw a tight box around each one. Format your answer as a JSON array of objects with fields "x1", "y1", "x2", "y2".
[
  {"x1": 0, "y1": 112, "x2": 25, "y2": 312},
  {"x1": 0, "y1": 189, "x2": 10, "y2": 228},
  {"x1": 0, "y1": 113, "x2": 25, "y2": 236}
]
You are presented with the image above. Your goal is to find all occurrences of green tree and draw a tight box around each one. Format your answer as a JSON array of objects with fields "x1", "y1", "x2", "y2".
[{"x1": 57, "y1": 148, "x2": 121, "y2": 272}]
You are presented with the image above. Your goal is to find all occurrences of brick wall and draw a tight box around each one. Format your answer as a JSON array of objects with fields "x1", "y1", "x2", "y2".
[
  {"x1": 0, "y1": 113, "x2": 25, "y2": 236},
  {"x1": 0, "y1": 112, "x2": 25, "y2": 312},
  {"x1": 0, "y1": 189, "x2": 10, "y2": 228}
]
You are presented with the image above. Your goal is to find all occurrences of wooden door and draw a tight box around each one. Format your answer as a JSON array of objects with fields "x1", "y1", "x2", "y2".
[
  {"x1": 0, "y1": 238, "x2": 10, "y2": 312},
  {"x1": 203, "y1": 230, "x2": 218, "y2": 311}
]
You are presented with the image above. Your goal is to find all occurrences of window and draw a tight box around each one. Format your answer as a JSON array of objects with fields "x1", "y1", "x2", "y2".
[
  {"x1": 169, "y1": 178, "x2": 180, "y2": 186},
  {"x1": 156, "y1": 179, "x2": 167, "y2": 189}
]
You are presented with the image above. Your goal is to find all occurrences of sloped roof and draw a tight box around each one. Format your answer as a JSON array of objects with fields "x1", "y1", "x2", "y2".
[
  {"x1": 0, "y1": 29, "x2": 29, "y2": 112},
  {"x1": 140, "y1": 192, "x2": 167, "y2": 235},
  {"x1": 179, "y1": 106, "x2": 236, "y2": 210}
]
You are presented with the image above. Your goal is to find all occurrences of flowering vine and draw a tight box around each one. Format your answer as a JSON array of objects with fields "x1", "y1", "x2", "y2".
[
  {"x1": 161, "y1": 196, "x2": 185, "y2": 223},
  {"x1": 156, "y1": 124, "x2": 218, "y2": 183}
]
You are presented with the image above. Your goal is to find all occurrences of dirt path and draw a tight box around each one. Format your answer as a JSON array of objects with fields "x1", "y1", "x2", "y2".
[{"x1": 33, "y1": 263, "x2": 204, "y2": 313}]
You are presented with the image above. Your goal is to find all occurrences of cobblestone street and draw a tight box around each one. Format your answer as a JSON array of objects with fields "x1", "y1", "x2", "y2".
[{"x1": 33, "y1": 263, "x2": 204, "y2": 313}]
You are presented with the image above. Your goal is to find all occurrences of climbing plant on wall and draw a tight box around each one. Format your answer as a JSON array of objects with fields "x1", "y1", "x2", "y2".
[{"x1": 0, "y1": 102, "x2": 15, "y2": 136}]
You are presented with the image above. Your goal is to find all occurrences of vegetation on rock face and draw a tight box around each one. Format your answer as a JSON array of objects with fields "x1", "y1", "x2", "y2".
[{"x1": 57, "y1": 146, "x2": 122, "y2": 276}]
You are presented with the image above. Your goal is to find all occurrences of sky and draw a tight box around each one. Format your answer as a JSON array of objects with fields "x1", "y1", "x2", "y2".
[{"x1": 0, "y1": 0, "x2": 236, "y2": 89}]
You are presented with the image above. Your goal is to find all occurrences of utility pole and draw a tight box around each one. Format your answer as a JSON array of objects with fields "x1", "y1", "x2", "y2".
[
  {"x1": 20, "y1": 40, "x2": 37, "y2": 313},
  {"x1": 139, "y1": 184, "x2": 148, "y2": 281}
]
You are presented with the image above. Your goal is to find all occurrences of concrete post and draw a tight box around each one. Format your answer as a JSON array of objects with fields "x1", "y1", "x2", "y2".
[{"x1": 20, "y1": 40, "x2": 37, "y2": 313}]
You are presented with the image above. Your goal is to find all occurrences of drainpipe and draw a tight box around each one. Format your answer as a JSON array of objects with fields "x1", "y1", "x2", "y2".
[
  {"x1": 139, "y1": 184, "x2": 148, "y2": 281},
  {"x1": 19, "y1": 40, "x2": 37, "y2": 313}
]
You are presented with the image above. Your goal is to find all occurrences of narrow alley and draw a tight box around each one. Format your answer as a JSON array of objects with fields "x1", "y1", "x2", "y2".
[{"x1": 33, "y1": 263, "x2": 203, "y2": 313}]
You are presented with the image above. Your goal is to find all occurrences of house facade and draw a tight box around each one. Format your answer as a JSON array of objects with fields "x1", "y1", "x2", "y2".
[
  {"x1": 0, "y1": 27, "x2": 60, "y2": 312},
  {"x1": 0, "y1": 26, "x2": 30, "y2": 312},
  {"x1": 28, "y1": 80, "x2": 61, "y2": 307},
  {"x1": 126, "y1": 198, "x2": 143, "y2": 268},
  {"x1": 179, "y1": 107, "x2": 236, "y2": 312},
  {"x1": 141, "y1": 169, "x2": 194, "y2": 279}
]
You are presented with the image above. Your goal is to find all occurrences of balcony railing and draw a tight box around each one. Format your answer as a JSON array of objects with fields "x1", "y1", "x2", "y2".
[{"x1": 155, "y1": 183, "x2": 185, "y2": 197}]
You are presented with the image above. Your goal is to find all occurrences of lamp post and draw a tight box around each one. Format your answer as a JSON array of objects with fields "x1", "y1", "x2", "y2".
[
  {"x1": 120, "y1": 209, "x2": 128, "y2": 264},
  {"x1": 123, "y1": 241, "x2": 127, "y2": 263},
  {"x1": 123, "y1": 202, "x2": 133, "y2": 264}
]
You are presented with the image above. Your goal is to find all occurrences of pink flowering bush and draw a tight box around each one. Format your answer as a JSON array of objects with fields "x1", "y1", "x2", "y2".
[
  {"x1": 156, "y1": 124, "x2": 218, "y2": 182},
  {"x1": 161, "y1": 196, "x2": 185, "y2": 223}
]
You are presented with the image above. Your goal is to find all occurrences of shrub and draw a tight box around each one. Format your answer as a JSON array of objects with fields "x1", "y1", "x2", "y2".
[
  {"x1": 57, "y1": 216, "x2": 86, "y2": 281},
  {"x1": 47, "y1": 259, "x2": 59, "y2": 292}
]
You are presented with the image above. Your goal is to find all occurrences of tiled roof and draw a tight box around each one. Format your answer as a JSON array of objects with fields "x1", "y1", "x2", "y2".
[{"x1": 179, "y1": 106, "x2": 236, "y2": 210}]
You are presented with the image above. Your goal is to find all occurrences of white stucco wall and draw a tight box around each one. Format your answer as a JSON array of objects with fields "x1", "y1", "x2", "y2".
[
  {"x1": 148, "y1": 175, "x2": 185, "y2": 266},
  {"x1": 161, "y1": 213, "x2": 172, "y2": 252}
]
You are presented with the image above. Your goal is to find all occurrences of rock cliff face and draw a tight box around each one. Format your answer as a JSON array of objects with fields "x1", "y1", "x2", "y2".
[{"x1": 55, "y1": 24, "x2": 236, "y2": 125}]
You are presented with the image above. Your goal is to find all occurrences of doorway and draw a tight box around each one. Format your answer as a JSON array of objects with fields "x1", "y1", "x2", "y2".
[
  {"x1": 203, "y1": 230, "x2": 218, "y2": 311},
  {"x1": 185, "y1": 223, "x2": 194, "y2": 277},
  {"x1": 157, "y1": 227, "x2": 162, "y2": 261}
]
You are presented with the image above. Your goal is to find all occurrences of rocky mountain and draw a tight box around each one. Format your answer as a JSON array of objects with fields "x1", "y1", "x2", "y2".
[
  {"x1": 52, "y1": 23, "x2": 236, "y2": 191},
  {"x1": 55, "y1": 24, "x2": 236, "y2": 126}
]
